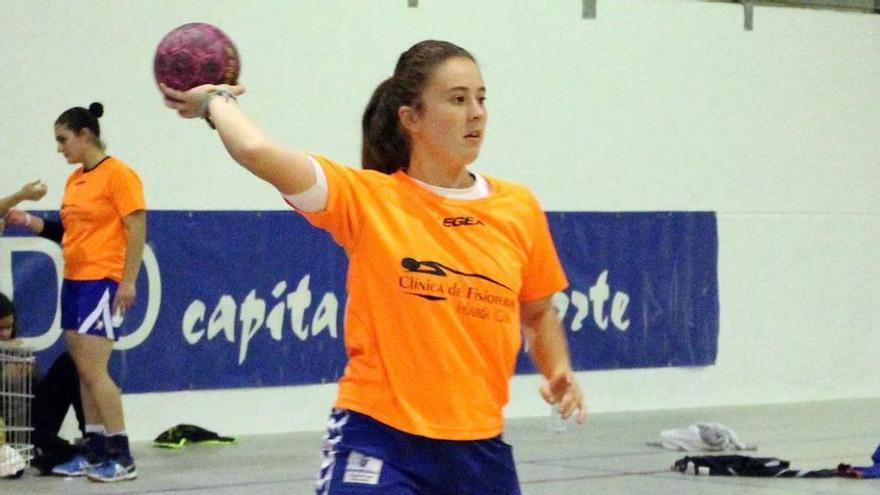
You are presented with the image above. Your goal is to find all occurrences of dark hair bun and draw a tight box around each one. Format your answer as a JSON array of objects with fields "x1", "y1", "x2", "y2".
[{"x1": 88, "y1": 102, "x2": 104, "y2": 119}]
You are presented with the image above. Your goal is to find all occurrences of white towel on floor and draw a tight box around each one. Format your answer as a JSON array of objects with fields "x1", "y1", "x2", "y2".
[
  {"x1": 0, "y1": 443, "x2": 26, "y2": 477},
  {"x1": 650, "y1": 423, "x2": 756, "y2": 451}
]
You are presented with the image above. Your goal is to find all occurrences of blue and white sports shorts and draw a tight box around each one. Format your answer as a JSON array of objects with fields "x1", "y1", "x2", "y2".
[
  {"x1": 316, "y1": 409, "x2": 521, "y2": 495},
  {"x1": 61, "y1": 279, "x2": 121, "y2": 340}
]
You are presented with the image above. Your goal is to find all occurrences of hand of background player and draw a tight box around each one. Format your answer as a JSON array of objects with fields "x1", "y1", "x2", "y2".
[
  {"x1": 112, "y1": 281, "x2": 136, "y2": 323},
  {"x1": 540, "y1": 370, "x2": 588, "y2": 424},
  {"x1": 18, "y1": 180, "x2": 48, "y2": 201},
  {"x1": 160, "y1": 83, "x2": 246, "y2": 119}
]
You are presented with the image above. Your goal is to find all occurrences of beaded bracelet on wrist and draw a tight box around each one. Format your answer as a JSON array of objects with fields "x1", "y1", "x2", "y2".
[{"x1": 199, "y1": 89, "x2": 238, "y2": 129}]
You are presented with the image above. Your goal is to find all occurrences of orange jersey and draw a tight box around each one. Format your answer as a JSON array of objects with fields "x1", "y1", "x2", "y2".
[
  {"x1": 60, "y1": 156, "x2": 146, "y2": 281},
  {"x1": 295, "y1": 155, "x2": 568, "y2": 440}
]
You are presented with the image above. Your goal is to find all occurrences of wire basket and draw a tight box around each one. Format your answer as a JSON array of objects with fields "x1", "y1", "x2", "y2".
[{"x1": 0, "y1": 343, "x2": 34, "y2": 477}]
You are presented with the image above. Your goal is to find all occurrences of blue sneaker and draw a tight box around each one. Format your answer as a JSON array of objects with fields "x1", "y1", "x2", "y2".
[
  {"x1": 51, "y1": 454, "x2": 91, "y2": 477},
  {"x1": 86, "y1": 458, "x2": 137, "y2": 482}
]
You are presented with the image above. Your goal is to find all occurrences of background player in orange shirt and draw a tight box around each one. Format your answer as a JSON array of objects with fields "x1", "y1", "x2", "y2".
[
  {"x1": 6, "y1": 102, "x2": 145, "y2": 482},
  {"x1": 163, "y1": 40, "x2": 585, "y2": 494}
]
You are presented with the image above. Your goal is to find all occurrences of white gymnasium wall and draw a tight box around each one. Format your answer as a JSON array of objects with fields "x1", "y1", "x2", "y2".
[{"x1": 2, "y1": 1, "x2": 878, "y2": 440}]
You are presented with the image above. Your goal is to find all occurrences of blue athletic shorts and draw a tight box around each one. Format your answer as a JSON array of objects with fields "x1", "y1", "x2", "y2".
[
  {"x1": 315, "y1": 409, "x2": 521, "y2": 495},
  {"x1": 60, "y1": 279, "x2": 121, "y2": 340}
]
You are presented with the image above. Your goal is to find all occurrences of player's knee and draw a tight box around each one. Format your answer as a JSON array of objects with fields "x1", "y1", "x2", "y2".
[{"x1": 75, "y1": 366, "x2": 110, "y2": 388}]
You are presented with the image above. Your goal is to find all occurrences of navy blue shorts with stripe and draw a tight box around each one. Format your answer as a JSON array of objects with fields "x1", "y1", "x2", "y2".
[
  {"x1": 316, "y1": 409, "x2": 521, "y2": 495},
  {"x1": 61, "y1": 278, "x2": 121, "y2": 340}
]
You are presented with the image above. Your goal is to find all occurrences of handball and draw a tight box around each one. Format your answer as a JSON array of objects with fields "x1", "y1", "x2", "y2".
[{"x1": 154, "y1": 22, "x2": 240, "y2": 92}]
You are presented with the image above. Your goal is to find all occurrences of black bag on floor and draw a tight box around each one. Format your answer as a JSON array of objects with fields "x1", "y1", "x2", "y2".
[{"x1": 153, "y1": 424, "x2": 236, "y2": 449}]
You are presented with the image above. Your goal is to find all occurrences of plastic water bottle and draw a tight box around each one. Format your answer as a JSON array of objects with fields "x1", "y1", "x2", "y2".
[{"x1": 549, "y1": 404, "x2": 568, "y2": 432}]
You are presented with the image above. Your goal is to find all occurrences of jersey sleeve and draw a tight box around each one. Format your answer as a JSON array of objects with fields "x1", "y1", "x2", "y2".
[
  {"x1": 109, "y1": 165, "x2": 146, "y2": 218},
  {"x1": 519, "y1": 191, "x2": 568, "y2": 301},
  {"x1": 293, "y1": 155, "x2": 364, "y2": 251}
]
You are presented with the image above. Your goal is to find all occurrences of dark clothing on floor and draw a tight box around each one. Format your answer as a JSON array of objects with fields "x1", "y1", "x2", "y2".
[{"x1": 673, "y1": 455, "x2": 837, "y2": 478}]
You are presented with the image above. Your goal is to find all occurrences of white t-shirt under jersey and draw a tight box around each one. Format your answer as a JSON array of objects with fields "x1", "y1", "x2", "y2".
[{"x1": 283, "y1": 155, "x2": 491, "y2": 212}]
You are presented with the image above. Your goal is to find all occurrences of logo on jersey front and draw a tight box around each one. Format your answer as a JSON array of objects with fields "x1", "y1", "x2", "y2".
[
  {"x1": 442, "y1": 216, "x2": 484, "y2": 227},
  {"x1": 397, "y1": 257, "x2": 516, "y2": 323},
  {"x1": 399, "y1": 257, "x2": 511, "y2": 301}
]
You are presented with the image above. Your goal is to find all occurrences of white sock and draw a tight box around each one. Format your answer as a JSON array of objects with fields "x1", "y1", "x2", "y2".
[{"x1": 85, "y1": 424, "x2": 107, "y2": 435}]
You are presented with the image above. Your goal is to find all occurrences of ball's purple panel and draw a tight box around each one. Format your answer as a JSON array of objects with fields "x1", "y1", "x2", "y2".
[{"x1": 154, "y1": 23, "x2": 240, "y2": 91}]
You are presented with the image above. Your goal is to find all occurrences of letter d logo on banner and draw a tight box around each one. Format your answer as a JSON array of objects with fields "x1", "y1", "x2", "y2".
[
  {"x1": 0, "y1": 237, "x2": 64, "y2": 350},
  {"x1": 0, "y1": 238, "x2": 161, "y2": 352}
]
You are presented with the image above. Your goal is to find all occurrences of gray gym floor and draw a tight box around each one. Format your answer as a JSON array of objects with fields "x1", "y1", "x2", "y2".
[{"x1": 3, "y1": 398, "x2": 877, "y2": 494}]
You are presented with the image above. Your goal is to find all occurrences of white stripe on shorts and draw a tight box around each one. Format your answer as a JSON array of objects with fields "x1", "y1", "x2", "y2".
[
  {"x1": 77, "y1": 288, "x2": 116, "y2": 340},
  {"x1": 315, "y1": 409, "x2": 349, "y2": 495}
]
